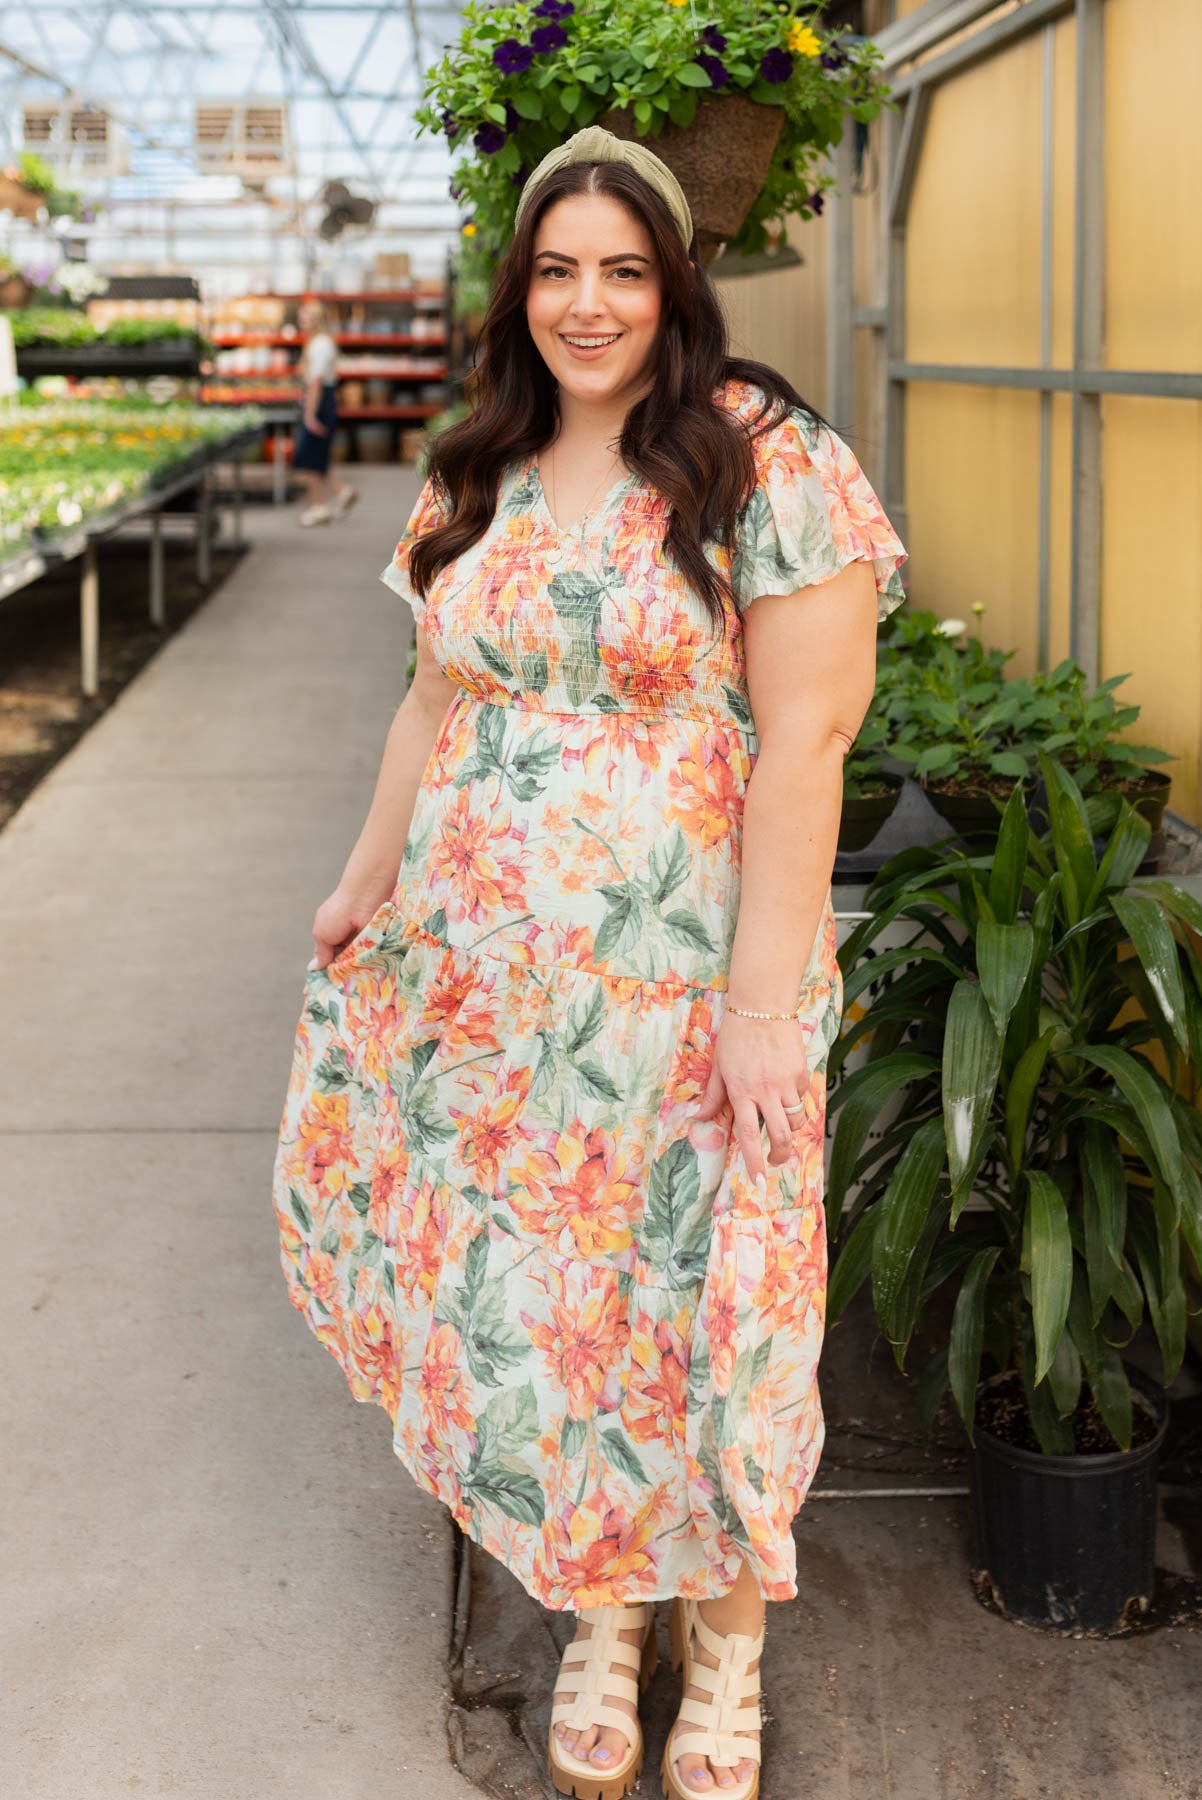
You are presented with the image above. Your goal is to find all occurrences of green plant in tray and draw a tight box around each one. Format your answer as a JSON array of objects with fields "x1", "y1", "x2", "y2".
[{"x1": 827, "y1": 752, "x2": 1202, "y2": 1453}]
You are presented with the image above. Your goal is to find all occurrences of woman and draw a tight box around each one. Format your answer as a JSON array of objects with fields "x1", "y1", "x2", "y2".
[
  {"x1": 291, "y1": 298, "x2": 357, "y2": 527},
  {"x1": 272, "y1": 126, "x2": 904, "y2": 1800}
]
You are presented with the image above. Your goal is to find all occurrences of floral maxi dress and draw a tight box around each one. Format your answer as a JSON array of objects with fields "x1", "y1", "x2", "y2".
[{"x1": 272, "y1": 379, "x2": 906, "y2": 1608}]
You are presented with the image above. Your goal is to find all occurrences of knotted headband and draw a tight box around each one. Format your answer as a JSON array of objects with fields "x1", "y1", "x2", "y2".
[{"x1": 512, "y1": 124, "x2": 695, "y2": 255}]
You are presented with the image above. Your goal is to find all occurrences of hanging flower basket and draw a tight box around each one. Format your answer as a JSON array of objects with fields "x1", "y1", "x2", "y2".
[
  {"x1": 601, "y1": 91, "x2": 783, "y2": 262},
  {"x1": 417, "y1": 1, "x2": 892, "y2": 290},
  {"x1": 0, "y1": 173, "x2": 45, "y2": 223}
]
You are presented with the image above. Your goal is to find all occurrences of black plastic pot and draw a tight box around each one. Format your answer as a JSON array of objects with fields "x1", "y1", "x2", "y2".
[
  {"x1": 838, "y1": 772, "x2": 904, "y2": 854},
  {"x1": 922, "y1": 781, "x2": 1019, "y2": 845},
  {"x1": 1100, "y1": 769, "x2": 1172, "y2": 834},
  {"x1": 969, "y1": 1366, "x2": 1168, "y2": 1635}
]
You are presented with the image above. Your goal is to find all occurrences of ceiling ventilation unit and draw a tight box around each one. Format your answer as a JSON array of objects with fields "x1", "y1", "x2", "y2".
[
  {"x1": 194, "y1": 100, "x2": 293, "y2": 177},
  {"x1": 316, "y1": 180, "x2": 377, "y2": 240},
  {"x1": 22, "y1": 102, "x2": 128, "y2": 178}
]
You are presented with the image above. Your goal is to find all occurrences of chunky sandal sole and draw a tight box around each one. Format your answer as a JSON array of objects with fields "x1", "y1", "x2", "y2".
[
  {"x1": 660, "y1": 1597, "x2": 761, "y2": 1800},
  {"x1": 548, "y1": 1610, "x2": 659, "y2": 1800}
]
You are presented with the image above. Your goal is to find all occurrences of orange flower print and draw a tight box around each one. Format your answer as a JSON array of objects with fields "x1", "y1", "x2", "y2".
[
  {"x1": 663, "y1": 999, "x2": 715, "y2": 1110},
  {"x1": 524, "y1": 1279, "x2": 630, "y2": 1421},
  {"x1": 449, "y1": 1062, "x2": 532, "y2": 1196},
  {"x1": 597, "y1": 596, "x2": 707, "y2": 702},
  {"x1": 419, "y1": 1320, "x2": 476, "y2": 1442},
  {"x1": 668, "y1": 727, "x2": 750, "y2": 851},
  {"x1": 707, "y1": 1242, "x2": 740, "y2": 1398},
  {"x1": 349, "y1": 1300, "x2": 402, "y2": 1418},
  {"x1": 512, "y1": 1121, "x2": 643, "y2": 1255},
  {"x1": 428, "y1": 786, "x2": 529, "y2": 927},
  {"x1": 345, "y1": 973, "x2": 401, "y2": 1085},
  {"x1": 420, "y1": 950, "x2": 500, "y2": 1055},
  {"x1": 545, "y1": 1501, "x2": 656, "y2": 1604},
  {"x1": 289, "y1": 1090, "x2": 354, "y2": 1198},
  {"x1": 626, "y1": 1312, "x2": 691, "y2": 1445}
]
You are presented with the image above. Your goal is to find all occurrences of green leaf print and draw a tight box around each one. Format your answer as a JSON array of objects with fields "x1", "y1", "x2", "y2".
[
  {"x1": 462, "y1": 1287, "x2": 528, "y2": 1387},
  {"x1": 462, "y1": 1464, "x2": 545, "y2": 1527},
  {"x1": 473, "y1": 634, "x2": 515, "y2": 682},
  {"x1": 560, "y1": 1415, "x2": 588, "y2": 1459},
  {"x1": 650, "y1": 829, "x2": 690, "y2": 906},
  {"x1": 423, "y1": 905, "x2": 447, "y2": 941},
  {"x1": 574, "y1": 1058, "x2": 623, "y2": 1104},
  {"x1": 566, "y1": 985, "x2": 606, "y2": 1057},
  {"x1": 638, "y1": 1139, "x2": 709, "y2": 1284},
  {"x1": 396, "y1": 1080, "x2": 457, "y2": 1151},
  {"x1": 347, "y1": 1182, "x2": 372, "y2": 1217},
  {"x1": 548, "y1": 572, "x2": 605, "y2": 706},
  {"x1": 520, "y1": 650, "x2": 549, "y2": 692},
  {"x1": 314, "y1": 1043, "x2": 353, "y2": 1090},
  {"x1": 598, "y1": 1427, "x2": 649, "y2": 1486},
  {"x1": 382, "y1": 1259, "x2": 396, "y2": 1299},
  {"x1": 289, "y1": 1187, "x2": 313, "y2": 1233},
  {"x1": 481, "y1": 1380, "x2": 542, "y2": 1457},
  {"x1": 592, "y1": 693, "x2": 623, "y2": 712},
  {"x1": 593, "y1": 885, "x2": 641, "y2": 964},
  {"x1": 723, "y1": 684, "x2": 754, "y2": 729},
  {"x1": 320, "y1": 1228, "x2": 341, "y2": 1257},
  {"x1": 663, "y1": 908, "x2": 717, "y2": 955}
]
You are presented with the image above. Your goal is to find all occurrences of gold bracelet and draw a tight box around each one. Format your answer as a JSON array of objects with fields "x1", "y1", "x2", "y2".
[{"x1": 724, "y1": 1002, "x2": 801, "y2": 1021}]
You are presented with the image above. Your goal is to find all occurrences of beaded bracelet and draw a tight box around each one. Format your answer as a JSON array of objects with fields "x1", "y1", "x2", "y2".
[{"x1": 724, "y1": 1002, "x2": 802, "y2": 1021}]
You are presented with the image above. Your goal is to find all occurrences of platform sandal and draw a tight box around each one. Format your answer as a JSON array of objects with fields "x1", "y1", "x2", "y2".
[
  {"x1": 548, "y1": 1602, "x2": 659, "y2": 1800},
  {"x1": 661, "y1": 1596, "x2": 764, "y2": 1800}
]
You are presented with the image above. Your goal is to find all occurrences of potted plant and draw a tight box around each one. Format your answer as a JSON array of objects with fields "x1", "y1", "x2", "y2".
[
  {"x1": 826, "y1": 753, "x2": 1202, "y2": 1633},
  {"x1": 881, "y1": 628, "x2": 1033, "y2": 843},
  {"x1": 0, "y1": 252, "x2": 29, "y2": 309},
  {"x1": 1032, "y1": 659, "x2": 1174, "y2": 832},
  {"x1": 416, "y1": 0, "x2": 891, "y2": 283},
  {"x1": 839, "y1": 708, "x2": 903, "y2": 853}
]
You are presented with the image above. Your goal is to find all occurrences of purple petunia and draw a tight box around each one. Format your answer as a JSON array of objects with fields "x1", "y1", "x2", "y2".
[
  {"x1": 493, "y1": 37, "x2": 534, "y2": 74},
  {"x1": 531, "y1": 22, "x2": 568, "y2": 51},
  {"x1": 821, "y1": 50, "x2": 848, "y2": 71},
  {"x1": 440, "y1": 108, "x2": 459, "y2": 138},
  {"x1": 700, "y1": 25, "x2": 726, "y2": 51},
  {"x1": 533, "y1": 0, "x2": 574, "y2": 17},
  {"x1": 511, "y1": 167, "x2": 530, "y2": 187},
  {"x1": 474, "y1": 122, "x2": 508, "y2": 154},
  {"x1": 808, "y1": 191, "x2": 825, "y2": 215},
  {"x1": 759, "y1": 47, "x2": 793, "y2": 84},
  {"x1": 695, "y1": 52, "x2": 729, "y2": 88}
]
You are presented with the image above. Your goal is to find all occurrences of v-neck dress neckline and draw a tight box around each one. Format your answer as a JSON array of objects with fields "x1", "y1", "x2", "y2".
[{"x1": 526, "y1": 452, "x2": 640, "y2": 542}]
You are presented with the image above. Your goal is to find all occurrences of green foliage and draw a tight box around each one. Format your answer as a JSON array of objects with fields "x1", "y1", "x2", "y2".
[
  {"x1": 14, "y1": 152, "x2": 80, "y2": 217},
  {"x1": 10, "y1": 308, "x2": 201, "y2": 351},
  {"x1": 827, "y1": 755, "x2": 1202, "y2": 1453},
  {"x1": 416, "y1": 1, "x2": 891, "y2": 258}
]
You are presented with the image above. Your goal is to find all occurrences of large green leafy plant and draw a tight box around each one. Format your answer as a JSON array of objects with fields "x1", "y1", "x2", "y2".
[
  {"x1": 416, "y1": 0, "x2": 890, "y2": 273},
  {"x1": 827, "y1": 753, "x2": 1202, "y2": 1453}
]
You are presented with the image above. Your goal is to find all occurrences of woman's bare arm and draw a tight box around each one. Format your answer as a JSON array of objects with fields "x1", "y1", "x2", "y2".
[
  {"x1": 311, "y1": 626, "x2": 458, "y2": 963},
  {"x1": 695, "y1": 560, "x2": 879, "y2": 1181}
]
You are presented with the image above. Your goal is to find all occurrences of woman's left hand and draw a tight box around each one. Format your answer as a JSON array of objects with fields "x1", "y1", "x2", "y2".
[
  {"x1": 695, "y1": 1014, "x2": 810, "y2": 1184},
  {"x1": 304, "y1": 416, "x2": 329, "y2": 436}
]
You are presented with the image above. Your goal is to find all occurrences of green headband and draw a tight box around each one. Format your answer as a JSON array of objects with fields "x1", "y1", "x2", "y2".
[{"x1": 513, "y1": 124, "x2": 695, "y2": 255}]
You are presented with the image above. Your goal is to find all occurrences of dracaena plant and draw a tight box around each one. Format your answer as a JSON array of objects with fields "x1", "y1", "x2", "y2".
[
  {"x1": 826, "y1": 752, "x2": 1202, "y2": 1454},
  {"x1": 1028, "y1": 661, "x2": 1174, "y2": 793}
]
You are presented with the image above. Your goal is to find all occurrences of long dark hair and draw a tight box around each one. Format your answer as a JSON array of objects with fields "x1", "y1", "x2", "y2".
[{"x1": 410, "y1": 160, "x2": 823, "y2": 624}]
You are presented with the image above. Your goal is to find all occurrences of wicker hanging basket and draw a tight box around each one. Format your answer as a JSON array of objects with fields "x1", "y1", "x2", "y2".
[
  {"x1": 0, "y1": 174, "x2": 46, "y2": 222},
  {"x1": 600, "y1": 93, "x2": 785, "y2": 262}
]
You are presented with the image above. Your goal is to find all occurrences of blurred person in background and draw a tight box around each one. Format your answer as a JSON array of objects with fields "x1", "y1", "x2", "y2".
[{"x1": 292, "y1": 299, "x2": 357, "y2": 526}]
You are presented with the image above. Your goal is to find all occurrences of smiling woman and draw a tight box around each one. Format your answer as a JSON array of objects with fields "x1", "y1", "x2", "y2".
[{"x1": 272, "y1": 125, "x2": 905, "y2": 1800}]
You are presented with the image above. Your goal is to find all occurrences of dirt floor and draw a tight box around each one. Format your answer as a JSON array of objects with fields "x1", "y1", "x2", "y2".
[{"x1": 0, "y1": 525, "x2": 244, "y2": 831}]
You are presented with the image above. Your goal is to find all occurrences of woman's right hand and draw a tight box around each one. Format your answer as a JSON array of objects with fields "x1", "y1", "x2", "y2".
[{"x1": 309, "y1": 883, "x2": 393, "y2": 970}]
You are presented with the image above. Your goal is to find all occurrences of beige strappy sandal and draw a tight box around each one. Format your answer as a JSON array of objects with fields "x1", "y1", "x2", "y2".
[
  {"x1": 548, "y1": 1601, "x2": 658, "y2": 1800},
  {"x1": 661, "y1": 1597, "x2": 764, "y2": 1800}
]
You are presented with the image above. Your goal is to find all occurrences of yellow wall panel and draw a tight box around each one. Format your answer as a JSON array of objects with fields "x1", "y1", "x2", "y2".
[
  {"x1": 1050, "y1": 16, "x2": 1076, "y2": 368},
  {"x1": 905, "y1": 383, "x2": 1042, "y2": 667},
  {"x1": 1100, "y1": 398, "x2": 1202, "y2": 824},
  {"x1": 715, "y1": 209, "x2": 828, "y2": 415},
  {"x1": 1105, "y1": 0, "x2": 1202, "y2": 373},
  {"x1": 906, "y1": 33, "x2": 1044, "y2": 366}
]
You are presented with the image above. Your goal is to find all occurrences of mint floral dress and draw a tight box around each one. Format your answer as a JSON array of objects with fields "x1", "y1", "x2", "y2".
[{"x1": 272, "y1": 378, "x2": 906, "y2": 1608}]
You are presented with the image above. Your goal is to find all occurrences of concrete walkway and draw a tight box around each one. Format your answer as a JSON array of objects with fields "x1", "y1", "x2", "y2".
[{"x1": 0, "y1": 470, "x2": 482, "y2": 1798}]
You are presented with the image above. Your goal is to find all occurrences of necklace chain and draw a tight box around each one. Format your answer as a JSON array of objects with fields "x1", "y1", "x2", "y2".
[{"x1": 546, "y1": 440, "x2": 625, "y2": 543}]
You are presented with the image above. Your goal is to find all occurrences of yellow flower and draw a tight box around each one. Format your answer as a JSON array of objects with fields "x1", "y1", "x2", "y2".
[
  {"x1": 787, "y1": 21, "x2": 823, "y2": 57},
  {"x1": 462, "y1": 221, "x2": 477, "y2": 237},
  {"x1": 667, "y1": 0, "x2": 688, "y2": 7}
]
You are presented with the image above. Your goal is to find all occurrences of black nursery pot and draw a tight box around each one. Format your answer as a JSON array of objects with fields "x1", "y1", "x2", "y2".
[
  {"x1": 838, "y1": 773, "x2": 904, "y2": 853},
  {"x1": 968, "y1": 1367, "x2": 1168, "y2": 1635}
]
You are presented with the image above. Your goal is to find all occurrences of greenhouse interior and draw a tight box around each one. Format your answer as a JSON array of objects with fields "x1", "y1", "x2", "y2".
[{"x1": 2, "y1": 3, "x2": 1201, "y2": 1798}]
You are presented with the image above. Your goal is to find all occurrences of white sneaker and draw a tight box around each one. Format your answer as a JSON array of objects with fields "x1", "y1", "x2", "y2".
[
  {"x1": 332, "y1": 486, "x2": 359, "y2": 519},
  {"x1": 298, "y1": 504, "x2": 332, "y2": 527}
]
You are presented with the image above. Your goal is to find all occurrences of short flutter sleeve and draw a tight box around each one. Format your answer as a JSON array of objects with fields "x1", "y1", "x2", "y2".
[
  {"x1": 731, "y1": 409, "x2": 907, "y2": 622},
  {"x1": 379, "y1": 474, "x2": 445, "y2": 626}
]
